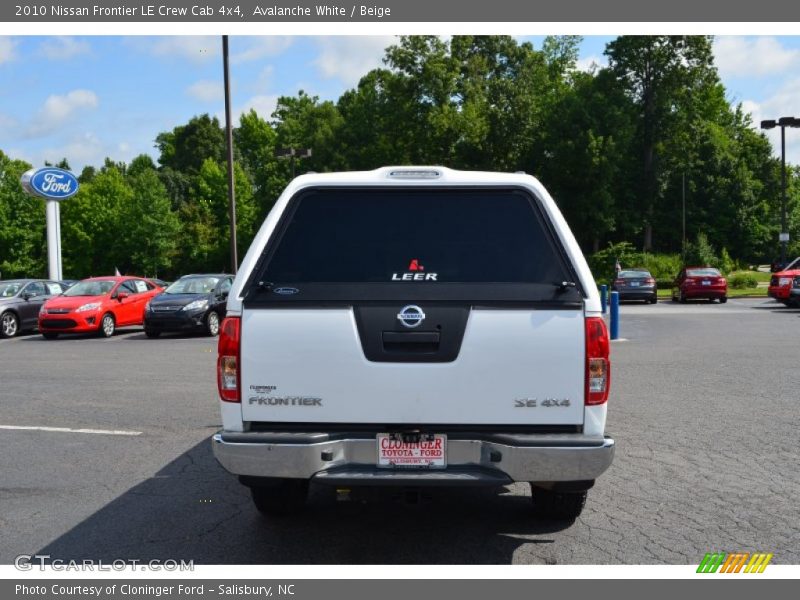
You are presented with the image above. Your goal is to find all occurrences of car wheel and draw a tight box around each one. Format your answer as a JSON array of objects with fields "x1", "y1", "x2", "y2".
[
  {"x1": 248, "y1": 478, "x2": 309, "y2": 516},
  {"x1": 530, "y1": 486, "x2": 587, "y2": 521},
  {"x1": 99, "y1": 313, "x2": 115, "y2": 338},
  {"x1": 650, "y1": 296, "x2": 658, "y2": 304},
  {"x1": 1, "y1": 311, "x2": 19, "y2": 338},
  {"x1": 42, "y1": 332, "x2": 59, "y2": 340},
  {"x1": 720, "y1": 296, "x2": 728, "y2": 304},
  {"x1": 144, "y1": 328, "x2": 161, "y2": 338},
  {"x1": 206, "y1": 311, "x2": 220, "y2": 337},
  {"x1": 679, "y1": 291, "x2": 687, "y2": 304}
]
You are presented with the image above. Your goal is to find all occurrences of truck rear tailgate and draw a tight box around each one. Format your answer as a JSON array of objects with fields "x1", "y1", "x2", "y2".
[{"x1": 241, "y1": 306, "x2": 584, "y2": 425}]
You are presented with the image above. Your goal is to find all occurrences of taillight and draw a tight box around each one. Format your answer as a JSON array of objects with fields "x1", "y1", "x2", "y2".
[
  {"x1": 217, "y1": 316, "x2": 240, "y2": 402},
  {"x1": 613, "y1": 279, "x2": 624, "y2": 285},
  {"x1": 585, "y1": 317, "x2": 610, "y2": 405},
  {"x1": 645, "y1": 277, "x2": 655, "y2": 285},
  {"x1": 685, "y1": 278, "x2": 695, "y2": 284}
]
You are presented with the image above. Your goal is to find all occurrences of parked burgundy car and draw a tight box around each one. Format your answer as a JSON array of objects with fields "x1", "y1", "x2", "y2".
[{"x1": 671, "y1": 267, "x2": 727, "y2": 303}]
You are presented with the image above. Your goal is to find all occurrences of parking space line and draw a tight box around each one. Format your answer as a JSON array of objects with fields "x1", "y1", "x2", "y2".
[{"x1": 0, "y1": 424, "x2": 142, "y2": 436}]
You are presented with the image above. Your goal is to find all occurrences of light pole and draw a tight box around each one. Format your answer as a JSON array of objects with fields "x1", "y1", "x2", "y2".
[
  {"x1": 761, "y1": 117, "x2": 800, "y2": 264},
  {"x1": 275, "y1": 147, "x2": 312, "y2": 179},
  {"x1": 222, "y1": 35, "x2": 237, "y2": 274}
]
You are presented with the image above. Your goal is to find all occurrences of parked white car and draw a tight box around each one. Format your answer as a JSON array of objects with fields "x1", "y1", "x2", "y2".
[{"x1": 212, "y1": 167, "x2": 614, "y2": 520}]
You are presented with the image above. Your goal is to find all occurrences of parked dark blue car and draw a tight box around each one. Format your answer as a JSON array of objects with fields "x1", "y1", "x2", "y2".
[{"x1": 143, "y1": 274, "x2": 233, "y2": 337}]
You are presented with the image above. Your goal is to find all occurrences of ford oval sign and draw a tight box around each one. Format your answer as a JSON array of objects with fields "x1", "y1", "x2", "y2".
[{"x1": 20, "y1": 167, "x2": 79, "y2": 200}]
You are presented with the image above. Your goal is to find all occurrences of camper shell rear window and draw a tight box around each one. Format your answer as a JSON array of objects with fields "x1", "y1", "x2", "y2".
[{"x1": 244, "y1": 187, "x2": 582, "y2": 305}]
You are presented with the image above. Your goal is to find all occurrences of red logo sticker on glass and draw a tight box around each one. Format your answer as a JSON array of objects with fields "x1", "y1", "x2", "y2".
[{"x1": 408, "y1": 259, "x2": 424, "y2": 271}]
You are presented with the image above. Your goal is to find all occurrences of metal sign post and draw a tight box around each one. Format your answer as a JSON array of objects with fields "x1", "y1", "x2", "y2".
[{"x1": 20, "y1": 167, "x2": 79, "y2": 281}]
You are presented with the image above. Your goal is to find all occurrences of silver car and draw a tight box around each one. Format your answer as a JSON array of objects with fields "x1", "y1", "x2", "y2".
[{"x1": 0, "y1": 279, "x2": 67, "y2": 338}]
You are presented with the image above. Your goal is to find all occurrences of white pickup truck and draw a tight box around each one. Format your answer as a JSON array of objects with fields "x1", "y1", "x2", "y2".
[{"x1": 212, "y1": 167, "x2": 614, "y2": 520}]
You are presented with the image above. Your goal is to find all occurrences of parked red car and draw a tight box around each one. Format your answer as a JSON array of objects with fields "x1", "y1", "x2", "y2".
[
  {"x1": 768, "y1": 257, "x2": 800, "y2": 307},
  {"x1": 671, "y1": 267, "x2": 728, "y2": 303},
  {"x1": 38, "y1": 276, "x2": 163, "y2": 339}
]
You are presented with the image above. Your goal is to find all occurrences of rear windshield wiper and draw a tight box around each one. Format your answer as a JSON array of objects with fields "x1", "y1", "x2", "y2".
[
  {"x1": 251, "y1": 281, "x2": 274, "y2": 293},
  {"x1": 555, "y1": 281, "x2": 577, "y2": 293}
]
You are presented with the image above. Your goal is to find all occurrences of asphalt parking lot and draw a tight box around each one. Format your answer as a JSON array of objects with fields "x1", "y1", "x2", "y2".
[{"x1": 1, "y1": 298, "x2": 798, "y2": 565}]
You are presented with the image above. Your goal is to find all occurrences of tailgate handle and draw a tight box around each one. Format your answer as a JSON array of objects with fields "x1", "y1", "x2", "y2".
[{"x1": 382, "y1": 331, "x2": 440, "y2": 353}]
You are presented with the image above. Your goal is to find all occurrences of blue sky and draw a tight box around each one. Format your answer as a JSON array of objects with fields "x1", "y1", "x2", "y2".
[{"x1": 2, "y1": 35, "x2": 800, "y2": 171}]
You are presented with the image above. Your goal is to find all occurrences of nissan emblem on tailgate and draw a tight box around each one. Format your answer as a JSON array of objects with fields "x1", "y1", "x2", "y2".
[{"x1": 397, "y1": 305, "x2": 426, "y2": 328}]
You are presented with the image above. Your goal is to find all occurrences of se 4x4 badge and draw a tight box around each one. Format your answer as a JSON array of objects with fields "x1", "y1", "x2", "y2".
[{"x1": 514, "y1": 398, "x2": 571, "y2": 407}]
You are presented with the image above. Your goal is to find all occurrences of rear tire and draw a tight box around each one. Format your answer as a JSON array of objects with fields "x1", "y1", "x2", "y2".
[
  {"x1": 42, "y1": 332, "x2": 59, "y2": 340},
  {"x1": 99, "y1": 313, "x2": 115, "y2": 338},
  {"x1": 720, "y1": 296, "x2": 728, "y2": 304},
  {"x1": 531, "y1": 486, "x2": 587, "y2": 521},
  {"x1": 679, "y1": 291, "x2": 687, "y2": 304},
  {"x1": 144, "y1": 328, "x2": 160, "y2": 338},
  {"x1": 1, "y1": 311, "x2": 19, "y2": 338},
  {"x1": 249, "y1": 478, "x2": 309, "y2": 516},
  {"x1": 205, "y1": 311, "x2": 220, "y2": 337},
  {"x1": 649, "y1": 296, "x2": 658, "y2": 304}
]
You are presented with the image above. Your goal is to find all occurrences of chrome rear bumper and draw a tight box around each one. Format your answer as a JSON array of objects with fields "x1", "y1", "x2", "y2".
[{"x1": 212, "y1": 431, "x2": 615, "y2": 485}]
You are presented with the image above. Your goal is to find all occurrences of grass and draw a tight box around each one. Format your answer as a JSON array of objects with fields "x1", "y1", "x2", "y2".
[{"x1": 727, "y1": 270, "x2": 772, "y2": 283}]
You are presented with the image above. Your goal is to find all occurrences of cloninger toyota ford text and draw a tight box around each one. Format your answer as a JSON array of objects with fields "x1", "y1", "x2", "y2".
[{"x1": 211, "y1": 167, "x2": 614, "y2": 521}]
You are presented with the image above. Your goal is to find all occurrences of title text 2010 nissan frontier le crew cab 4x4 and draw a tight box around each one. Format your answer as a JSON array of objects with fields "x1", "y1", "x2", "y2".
[{"x1": 212, "y1": 167, "x2": 614, "y2": 521}]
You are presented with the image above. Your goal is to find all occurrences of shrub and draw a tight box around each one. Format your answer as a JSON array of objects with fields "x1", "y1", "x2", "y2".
[
  {"x1": 684, "y1": 232, "x2": 719, "y2": 269},
  {"x1": 588, "y1": 242, "x2": 681, "y2": 283},
  {"x1": 728, "y1": 273, "x2": 758, "y2": 289},
  {"x1": 655, "y1": 278, "x2": 674, "y2": 290},
  {"x1": 719, "y1": 247, "x2": 735, "y2": 275},
  {"x1": 588, "y1": 242, "x2": 643, "y2": 282},
  {"x1": 640, "y1": 253, "x2": 682, "y2": 280}
]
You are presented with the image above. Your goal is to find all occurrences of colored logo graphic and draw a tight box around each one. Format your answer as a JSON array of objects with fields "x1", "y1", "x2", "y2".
[
  {"x1": 696, "y1": 552, "x2": 773, "y2": 573},
  {"x1": 20, "y1": 167, "x2": 80, "y2": 200},
  {"x1": 408, "y1": 259, "x2": 424, "y2": 271}
]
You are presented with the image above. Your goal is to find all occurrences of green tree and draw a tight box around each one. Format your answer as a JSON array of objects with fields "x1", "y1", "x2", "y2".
[
  {"x1": 61, "y1": 167, "x2": 131, "y2": 277},
  {"x1": 191, "y1": 158, "x2": 257, "y2": 271},
  {"x1": 155, "y1": 114, "x2": 228, "y2": 176},
  {"x1": 122, "y1": 168, "x2": 181, "y2": 277},
  {"x1": 234, "y1": 109, "x2": 282, "y2": 217},
  {"x1": 0, "y1": 151, "x2": 45, "y2": 278},
  {"x1": 272, "y1": 91, "x2": 346, "y2": 174},
  {"x1": 605, "y1": 36, "x2": 717, "y2": 250}
]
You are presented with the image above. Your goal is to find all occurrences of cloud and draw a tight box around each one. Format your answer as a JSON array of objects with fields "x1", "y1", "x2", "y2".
[
  {"x1": 186, "y1": 79, "x2": 224, "y2": 102},
  {"x1": 575, "y1": 55, "x2": 604, "y2": 73},
  {"x1": 0, "y1": 112, "x2": 17, "y2": 131},
  {"x1": 27, "y1": 133, "x2": 150, "y2": 172},
  {"x1": 739, "y1": 77, "x2": 800, "y2": 165},
  {"x1": 714, "y1": 37, "x2": 800, "y2": 80},
  {"x1": 40, "y1": 132, "x2": 106, "y2": 167},
  {"x1": 231, "y1": 36, "x2": 293, "y2": 64},
  {"x1": 217, "y1": 94, "x2": 280, "y2": 124},
  {"x1": 312, "y1": 36, "x2": 396, "y2": 87},
  {"x1": 0, "y1": 36, "x2": 18, "y2": 64},
  {"x1": 38, "y1": 37, "x2": 91, "y2": 60},
  {"x1": 237, "y1": 94, "x2": 280, "y2": 121},
  {"x1": 26, "y1": 89, "x2": 99, "y2": 138},
  {"x1": 127, "y1": 36, "x2": 219, "y2": 64}
]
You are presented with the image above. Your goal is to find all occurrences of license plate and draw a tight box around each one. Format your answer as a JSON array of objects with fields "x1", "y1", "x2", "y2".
[
  {"x1": 702, "y1": 280, "x2": 711, "y2": 286},
  {"x1": 377, "y1": 433, "x2": 446, "y2": 468},
  {"x1": 630, "y1": 281, "x2": 640, "y2": 287}
]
